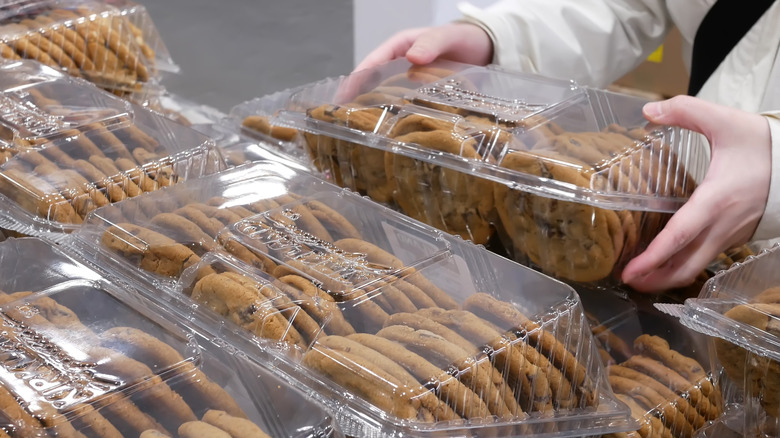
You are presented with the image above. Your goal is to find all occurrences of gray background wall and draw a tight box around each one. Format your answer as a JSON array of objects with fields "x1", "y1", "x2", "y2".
[{"x1": 145, "y1": 0, "x2": 354, "y2": 112}]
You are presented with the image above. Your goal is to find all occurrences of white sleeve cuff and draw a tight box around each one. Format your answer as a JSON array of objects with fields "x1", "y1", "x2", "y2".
[{"x1": 752, "y1": 113, "x2": 780, "y2": 240}]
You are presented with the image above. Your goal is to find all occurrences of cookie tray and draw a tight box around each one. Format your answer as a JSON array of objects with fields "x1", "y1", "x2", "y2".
[
  {"x1": 228, "y1": 58, "x2": 710, "y2": 287},
  {"x1": 671, "y1": 245, "x2": 780, "y2": 437},
  {"x1": 64, "y1": 161, "x2": 637, "y2": 437},
  {"x1": 0, "y1": 0, "x2": 176, "y2": 96},
  {"x1": 0, "y1": 59, "x2": 222, "y2": 239},
  {"x1": 573, "y1": 284, "x2": 725, "y2": 438},
  {"x1": 0, "y1": 237, "x2": 343, "y2": 438}
]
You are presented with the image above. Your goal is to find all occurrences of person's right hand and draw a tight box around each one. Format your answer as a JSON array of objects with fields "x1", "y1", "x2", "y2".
[{"x1": 353, "y1": 22, "x2": 493, "y2": 72}]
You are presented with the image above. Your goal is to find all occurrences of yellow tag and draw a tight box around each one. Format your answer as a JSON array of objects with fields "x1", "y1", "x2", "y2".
[{"x1": 647, "y1": 45, "x2": 664, "y2": 63}]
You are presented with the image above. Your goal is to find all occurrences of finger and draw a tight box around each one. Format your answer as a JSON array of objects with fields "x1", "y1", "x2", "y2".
[
  {"x1": 621, "y1": 191, "x2": 715, "y2": 283},
  {"x1": 628, "y1": 227, "x2": 721, "y2": 292},
  {"x1": 643, "y1": 95, "x2": 732, "y2": 138},
  {"x1": 354, "y1": 28, "x2": 426, "y2": 72},
  {"x1": 406, "y1": 29, "x2": 451, "y2": 65}
]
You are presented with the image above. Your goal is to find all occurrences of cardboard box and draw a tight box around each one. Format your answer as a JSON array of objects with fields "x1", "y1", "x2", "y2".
[{"x1": 612, "y1": 27, "x2": 689, "y2": 99}]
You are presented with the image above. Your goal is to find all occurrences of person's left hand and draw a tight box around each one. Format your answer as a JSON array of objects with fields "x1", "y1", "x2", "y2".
[{"x1": 622, "y1": 95, "x2": 772, "y2": 292}]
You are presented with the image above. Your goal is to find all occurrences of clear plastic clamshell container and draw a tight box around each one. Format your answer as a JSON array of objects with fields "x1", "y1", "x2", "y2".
[
  {"x1": 0, "y1": 237, "x2": 343, "y2": 438},
  {"x1": 0, "y1": 60, "x2": 221, "y2": 238},
  {"x1": 229, "y1": 59, "x2": 710, "y2": 287},
  {"x1": 67, "y1": 161, "x2": 636, "y2": 437},
  {"x1": 0, "y1": 0, "x2": 176, "y2": 96},
  {"x1": 675, "y1": 245, "x2": 780, "y2": 437},
  {"x1": 572, "y1": 285, "x2": 724, "y2": 438}
]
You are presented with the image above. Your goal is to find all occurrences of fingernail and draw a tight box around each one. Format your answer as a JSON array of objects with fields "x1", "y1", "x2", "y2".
[{"x1": 643, "y1": 102, "x2": 662, "y2": 119}]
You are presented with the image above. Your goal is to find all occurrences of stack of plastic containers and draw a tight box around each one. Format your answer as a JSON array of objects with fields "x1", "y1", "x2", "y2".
[
  {"x1": 671, "y1": 245, "x2": 780, "y2": 437},
  {"x1": 63, "y1": 162, "x2": 639, "y2": 437},
  {"x1": 0, "y1": 237, "x2": 343, "y2": 437},
  {"x1": 229, "y1": 58, "x2": 710, "y2": 288},
  {"x1": 0, "y1": 59, "x2": 221, "y2": 239},
  {"x1": 0, "y1": 0, "x2": 176, "y2": 103},
  {"x1": 572, "y1": 284, "x2": 725, "y2": 438}
]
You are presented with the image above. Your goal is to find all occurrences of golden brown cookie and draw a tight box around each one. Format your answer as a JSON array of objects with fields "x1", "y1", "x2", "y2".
[
  {"x1": 71, "y1": 159, "x2": 128, "y2": 203},
  {"x1": 150, "y1": 212, "x2": 216, "y2": 255},
  {"x1": 334, "y1": 238, "x2": 458, "y2": 309},
  {"x1": 274, "y1": 275, "x2": 355, "y2": 336},
  {"x1": 615, "y1": 393, "x2": 670, "y2": 438},
  {"x1": 316, "y1": 335, "x2": 460, "y2": 422},
  {"x1": 302, "y1": 344, "x2": 421, "y2": 420},
  {"x1": 414, "y1": 307, "x2": 556, "y2": 413},
  {"x1": 304, "y1": 199, "x2": 362, "y2": 240},
  {"x1": 347, "y1": 333, "x2": 492, "y2": 419},
  {"x1": 716, "y1": 302, "x2": 780, "y2": 417},
  {"x1": 88, "y1": 156, "x2": 144, "y2": 198},
  {"x1": 191, "y1": 272, "x2": 306, "y2": 348},
  {"x1": 463, "y1": 293, "x2": 595, "y2": 407},
  {"x1": 633, "y1": 335, "x2": 717, "y2": 402},
  {"x1": 494, "y1": 150, "x2": 624, "y2": 282},
  {"x1": 622, "y1": 355, "x2": 720, "y2": 421},
  {"x1": 178, "y1": 421, "x2": 231, "y2": 438},
  {"x1": 386, "y1": 128, "x2": 494, "y2": 245},
  {"x1": 201, "y1": 410, "x2": 271, "y2": 438},
  {"x1": 377, "y1": 324, "x2": 518, "y2": 418},
  {"x1": 99, "y1": 326, "x2": 248, "y2": 419},
  {"x1": 610, "y1": 364, "x2": 705, "y2": 430},
  {"x1": 102, "y1": 223, "x2": 201, "y2": 277},
  {"x1": 241, "y1": 115, "x2": 298, "y2": 142},
  {"x1": 139, "y1": 431, "x2": 171, "y2": 438},
  {"x1": 0, "y1": 167, "x2": 83, "y2": 223},
  {"x1": 221, "y1": 272, "x2": 322, "y2": 345},
  {"x1": 608, "y1": 374, "x2": 694, "y2": 438}
]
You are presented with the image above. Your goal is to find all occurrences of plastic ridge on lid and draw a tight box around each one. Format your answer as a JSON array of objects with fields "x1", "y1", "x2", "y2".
[
  {"x1": 65, "y1": 162, "x2": 637, "y2": 437},
  {"x1": 0, "y1": 237, "x2": 343, "y2": 438}
]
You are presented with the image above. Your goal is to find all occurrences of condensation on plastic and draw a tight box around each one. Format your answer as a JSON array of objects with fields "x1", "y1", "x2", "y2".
[
  {"x1": 226, "y1": 59, "x2": 710, "y2": 287},
  {"x1": 0, "y1": 0, "x2": 177, "y2": 96},
  {"x1": 0, "y1": 60, "x2": 222, "y2": 239},
  {"x1": 66, "y1": 161, "x2": 637, "y2": 437},
  {"x1": 0, "y1": 237, "x2": 343, "y2": 438}
]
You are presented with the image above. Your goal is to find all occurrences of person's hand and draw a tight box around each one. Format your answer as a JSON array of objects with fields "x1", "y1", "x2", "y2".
[
  {"x1": 622, "y1": 95, "x2": 772, "y2": 292},
  {"x1": 353, "y1": 22, "x2": 493, "y2": 72}
]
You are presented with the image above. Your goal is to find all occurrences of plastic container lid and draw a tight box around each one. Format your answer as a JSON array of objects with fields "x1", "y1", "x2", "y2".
[
  {"x1": 674, "y1": 245, "x2": 780, "y2": 436},
  {"x1": 68, "y1": 161, "x2": 347, "y2": 290},
  {"x1": 0, "y1": 59, "x2": 132, "y2": 149},
  {"x1": 0, "y1": 0, "x2": 176, "y2": 94},
  {"x1": 229, "y1": 59, "x2": 709, "y2": 286},
  {"x1": 0, "y1": 59, "x2": 221, "y2": 238},
  {"x1": 0, "y1": 237, "x2": 343, "y2": 437},
  {"x1": 233, "y1": 58, "x2": 709, "y2": 213},
  {"x1": 66, "y1": 159, "x2": 637, "y2": 436},
  {"x1": 571, "y1": 284, "x2": 724, "y2": 438}
]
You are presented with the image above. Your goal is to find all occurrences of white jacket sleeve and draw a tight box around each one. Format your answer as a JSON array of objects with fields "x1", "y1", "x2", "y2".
[
  {"x1": 458, "y1": 0, "x2": 673, "y2": 88},
  {"x1": 753, "y1": 113, "x2": 780, "y2": 241}
]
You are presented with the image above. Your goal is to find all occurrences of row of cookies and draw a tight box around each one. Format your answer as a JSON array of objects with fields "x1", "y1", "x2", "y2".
[
  {"x1": 298, "y1": 101, "x2": 698, "y2": 287},
  {"x1": 0, "y1": 287, "x2": 279, "y2": 438},
  {"x1": 0, "y1": 1, "x2": 165, "y2": 95},
  {"x1": 235, "y1": 61, "x2": 704, "y2": 286},
  {"x1": 86, "y1": 169, "x2": 616, "y2": 432},
  {"x1": 603, "y1": 335, "x2": 724, "y2": 438},
  {"x1": 0, "y1": 66, "x2": 218, "y2": 231}
]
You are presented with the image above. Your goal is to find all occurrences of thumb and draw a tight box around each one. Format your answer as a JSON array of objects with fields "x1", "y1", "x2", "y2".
[
  {"x1": 406, "y1": 30, "x2": 450, "y2": 65},
  {"x1": 643, "y1": 95, "x2": 728, "y2": 135}
]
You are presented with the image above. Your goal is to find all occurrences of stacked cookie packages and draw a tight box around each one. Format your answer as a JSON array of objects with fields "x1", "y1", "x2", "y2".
[
  {"x1": 0, "y1": 237, "x2": 342, "y2": 438},
  {"x1": 65, "y1": 162, "x2": 639, "y2": 437},
  {"x1": 231, "y1": 58, "x2": 710, "y2": 288},
  {"x1": 676, "y1": 244, "x2": 780, "y2": 437},
  {"x1": 0, "y1": 0, "x2": 177, "y2": 104},
  {"x1": 0, "y1": 60, "x2": 219, "y2": 239}
]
